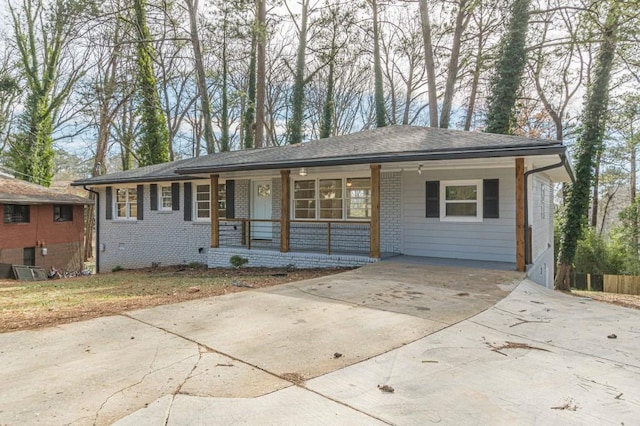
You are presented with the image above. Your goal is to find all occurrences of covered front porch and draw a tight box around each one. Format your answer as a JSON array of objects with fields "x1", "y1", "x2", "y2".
[{"x1": 207, "y1": 164, "x2": 384, "y2": 268}]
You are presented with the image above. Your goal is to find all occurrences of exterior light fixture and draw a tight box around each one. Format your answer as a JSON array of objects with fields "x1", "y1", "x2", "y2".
[
  {"x1": 299, "y1": 167, "x2": 308, "y2": 176},
  {"x1": 418, "y1": 164, "x2": 423, "y2": 175}
]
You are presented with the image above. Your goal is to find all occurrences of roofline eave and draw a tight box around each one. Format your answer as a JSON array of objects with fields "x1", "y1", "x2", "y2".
[{"x1": 175, "y1": 145, "x2": 566, "y2": 175}]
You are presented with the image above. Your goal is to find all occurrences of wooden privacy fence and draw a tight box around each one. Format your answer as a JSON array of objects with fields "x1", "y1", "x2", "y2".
[
  {"x1": 572, "y1": 272, "x2": 640, "y2": 295},
  {"x1": 603, "y1": 275, "x2": 640, "y2": 296}
]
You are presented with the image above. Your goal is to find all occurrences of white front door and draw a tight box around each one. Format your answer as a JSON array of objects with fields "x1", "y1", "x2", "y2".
[{"x1": 252, "y1": 180, "x2": 272, "y2": 240}]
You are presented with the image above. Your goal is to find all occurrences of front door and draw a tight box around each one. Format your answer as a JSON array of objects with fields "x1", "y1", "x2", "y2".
[{"x1": 252, "y1": 181, "x2": 272, "y2": 240}]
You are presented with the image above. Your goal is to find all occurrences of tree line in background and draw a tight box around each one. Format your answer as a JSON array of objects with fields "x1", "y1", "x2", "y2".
[{"x1": 0, "y1": 0, "x2": 638, "y2": 287}]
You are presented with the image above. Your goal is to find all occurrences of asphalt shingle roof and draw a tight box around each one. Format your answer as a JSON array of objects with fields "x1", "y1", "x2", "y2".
[
  {"x1": 0, "y1": 175, "x2": 93, "y2": 205},
  {"x1": 73, "y1": 125, "x2": 566, "y2": 185}
]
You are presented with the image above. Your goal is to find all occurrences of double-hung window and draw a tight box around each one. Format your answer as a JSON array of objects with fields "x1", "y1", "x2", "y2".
[
  {"x1": 195, "y1": 184, "x2": 226, "y2": 220},
  {"x1": 440, "y1": 180, "x2": 482, "y2": 222},
  {"x1": 294, "y1": 180, "x2": 316, "y2": 219},
  {"x1": 115, "y1": 188, "x2": 137, "y2": 220},
  {"x1": 346, "y1": 178, "x2": 371, "y2": 219},
  {"x1": 293, "y1": 177, "x2": 371, "y2": 220},
  {"x1": 319, "y1": 179, "x2": 342, "y2": 219},
  {"x1": 160, "y1": 185, "x2": 173, "y2": 210}
]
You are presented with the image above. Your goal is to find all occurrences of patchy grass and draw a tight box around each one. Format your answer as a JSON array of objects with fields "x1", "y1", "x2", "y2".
[
  {"x1": 572, "y1": 290, "x2": 640, "y2": 310},
  {"x1": 0, "y1": 266, "x2": 349, "y2": 333}
]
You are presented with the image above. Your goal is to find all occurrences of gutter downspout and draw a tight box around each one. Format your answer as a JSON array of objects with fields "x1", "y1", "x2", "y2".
[
  {"x1": 523, "y1": 154, "x2": 570, "y2": 266},
  {"x1": 84, "y1": 185, "x2": 100, "y2": 274}
]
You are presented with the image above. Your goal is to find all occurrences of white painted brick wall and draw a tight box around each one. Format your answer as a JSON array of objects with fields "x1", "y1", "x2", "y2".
[
  {"x1": 99, "y1": 184, "x2": 210, "y2": 271},
  {"x1": 381, "y1": 171, "x2": 401, "y2": 253},
  {"x1": 208, "y1": 248, "x2": 378, "y2": 269}
]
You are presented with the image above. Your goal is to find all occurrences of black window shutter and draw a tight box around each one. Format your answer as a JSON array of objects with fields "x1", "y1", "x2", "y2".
[
  {"x1": 150, "y1": 184, "x2": 158, "y2": 211},
  {"x1": 184, "y1": 182, "x2": 192, "y2": 221},
  {"x1": 483, "y1": 179, "x2": 499, "y2": 218},
  {"x1": 425, "y1": 181, "x2": 440, "y2": 218},
  {"x1": 171, "y1": 183, "x2": 180, "y2": 210},
  {"x1": 137, "y1": 185, "x2": 144, "y2": 220},
  {"x1": 225, "y1": 180, "x2": 235, "y2": 219},
  {"x1": 105, "y1": 186, "x2": 112, "y2": 220}
]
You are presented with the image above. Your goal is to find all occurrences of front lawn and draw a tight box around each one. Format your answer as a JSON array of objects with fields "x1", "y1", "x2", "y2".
[{"x1": 0, "y1": 266, "x2": 347, "y2": 332}]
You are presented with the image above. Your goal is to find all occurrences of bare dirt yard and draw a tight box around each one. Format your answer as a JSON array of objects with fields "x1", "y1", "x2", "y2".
[
  {"x1": 0, "y1": 266, "x2": 349, "y2": 333},
  {"x1": 572, "y1": 290, "x2": 640, "y2": 310}
]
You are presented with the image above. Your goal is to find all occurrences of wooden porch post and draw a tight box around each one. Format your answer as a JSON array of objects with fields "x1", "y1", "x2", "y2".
[
  {"x1": 211, "y1": 174, "x2": 219, "y2": 248},
  {"x1": 370, "y1": 164, "x2": 381, "y2": 258},
  {"x1": 280, "y1": 169, "x2": 290, "y2": 252},
  {"x1": 516, "y1": 158, "x2": 525, "y2": 271}
]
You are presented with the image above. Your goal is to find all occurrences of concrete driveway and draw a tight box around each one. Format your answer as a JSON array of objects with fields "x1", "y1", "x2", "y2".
[{"x1": 1, "y1": 261, "x2": 638, "y2": 424}]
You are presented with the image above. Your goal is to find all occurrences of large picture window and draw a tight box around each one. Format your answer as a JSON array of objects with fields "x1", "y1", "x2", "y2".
[
  {"x1": 195, "y1": 184, "x2": 226, "y2": 220},
  {"x1": 115, "y1": 188, "x2": 137, "y2": 220},
  {"x1": 440, "y1": 180, "x2": 482, "y2": 222},
  {"x1": 293, "y1": 177, "x2": 371, "y2": 220},
  {"x1": 3, "y1": 204, "x2": 30, "y2": 223}
]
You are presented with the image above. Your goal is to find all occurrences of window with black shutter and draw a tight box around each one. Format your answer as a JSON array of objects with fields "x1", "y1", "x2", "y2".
[{"x1": 425, "y1": 181, "x2": 440, "y2": 218}]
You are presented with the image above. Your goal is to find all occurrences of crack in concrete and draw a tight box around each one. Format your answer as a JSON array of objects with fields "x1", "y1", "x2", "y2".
[
  {"x1": 469, "y1": 314, "x2": 640, "y2": 370},
  {"x1": 92, "y1": 342, "x2": 198, "y2": 425},
  {"x1": 121, "y1": 313, "x2": 393, "y2": 425},
  {"x1": 164, "y1": 344, "x2": 209, "y2": 425}
]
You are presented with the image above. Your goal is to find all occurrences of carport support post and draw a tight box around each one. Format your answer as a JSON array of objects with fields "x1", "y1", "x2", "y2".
[
  {"x1": 370, "y1": 164, "x2": 381, "y2": 258},
  {"x1": 516, "y1": 158, "x2": 525, "y2": 272},
  {"x1": 211, "y1": 174, "x2": 219, "y2": 248},
  {"x1": 280, "y1": 169, "x2": 290, "y2": 252}
]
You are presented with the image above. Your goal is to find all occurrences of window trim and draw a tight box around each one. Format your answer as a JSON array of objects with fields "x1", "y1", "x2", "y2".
[
  {"x1": 291, "y1": 176, "x2": 372, "y2": 221},
  {"x1": 113, "y1": 187, "x2": 138, "y2": 221},
  {"x1": 159, "y1": 185, "x2": 173, "y2": 211},
  {"x1": 439, "y1": 179, "x2": 483, "y2": 222},
  {"x1": 53, "y1": 204, "x2": 73, "y2": 222}
]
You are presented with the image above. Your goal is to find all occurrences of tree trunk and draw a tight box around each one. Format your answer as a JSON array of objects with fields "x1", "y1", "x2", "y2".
[
  {"x1": 320, "y1": 60, "x2": 335, "y2": 138},
  {"x1": 555, "y1": 5, "x2": 619, "y2": 290},
  {"x1": 440, "y1": 0, "x2": 470, "y2": 129},
  {"x1": 418, "y1": 0, "x2": 438, "y2": 127},
  {"x1": 484, "y1": 0, "x2": 531, "y2": 135},
  {"x1": 464, "y1": 35, "x2": 483, "y2": 131},
  {"x1": 287, "y1": 0, "x2": 309, "y2": 144},
  {"x1": 243, "y1": 31, "x2": 257, "y2": 149},
  {"x1": 186, "y1": 0, "x2": 215, "y2": 154},
  {"x1": 371, "y1": 0, "x2": 387, "y2": 128},
  {"x1": 220, "y1": 15, "x2": 230, "y2": 151},
  {"x1": 590, "y1": 149, "x2": 602, "y2": 227},
  {"x1": 255, "y1": 0, "x2": 266, "y2": 147}
]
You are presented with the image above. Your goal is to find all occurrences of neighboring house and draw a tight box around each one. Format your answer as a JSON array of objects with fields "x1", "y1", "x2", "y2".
[
  {"x1": 0, "y1": 174, "x2": 93, "y2": 275},
  {"x1": 72, "y1": 126, "x2": 573, "y2": 288}
]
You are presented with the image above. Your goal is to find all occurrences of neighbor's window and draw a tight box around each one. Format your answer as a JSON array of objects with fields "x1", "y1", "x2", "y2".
[
  {"x1": 53, "y1": 205, "x2": 73, "y2": 222},
  {"x1": 293, "y1": 177, "x2": 371, "y2": 220},
  {"x1": 195, "y1": 184, "x2": 226, "y2": 220},
  {"x1": 346, "y1": 178, "x2": 371, "y2": 219},
  {"x1": 160, "y1": 185, "x2": 172, "y2": 210},
  {"x1": 3, "y1": 204, "x2": 30, "y2": 223},
  {"x1": 115, "y1": 187, "x2": 137, "y2": 220},
  {"x1": 440, "y1": 180, "x2": 482, "y2": 221}
]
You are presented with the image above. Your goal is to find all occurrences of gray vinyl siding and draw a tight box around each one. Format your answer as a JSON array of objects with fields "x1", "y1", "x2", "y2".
[{"x1": 401, "y1": 167, "x2": 516, "y2": 263}]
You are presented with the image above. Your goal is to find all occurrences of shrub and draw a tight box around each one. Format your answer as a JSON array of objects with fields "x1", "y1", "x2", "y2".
[
  {"x1": 188, "y1": 261, "x2": 206, "y2": 269},
  {"x1": 230, "y1": 255, "x2": 249, "y2": 269},
  {"x1": 112, "y1": 265, "x2": 124, "y2": 272}
]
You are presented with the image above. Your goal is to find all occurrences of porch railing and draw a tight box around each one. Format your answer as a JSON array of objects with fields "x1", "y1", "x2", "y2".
[{"x1": 218, "y1": 219, "x2": 371, "y2": 255}]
